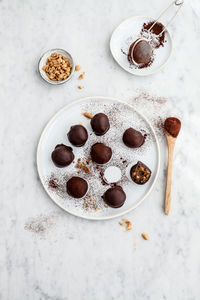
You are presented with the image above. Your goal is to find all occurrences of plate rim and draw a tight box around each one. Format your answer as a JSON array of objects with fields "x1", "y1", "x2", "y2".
[
  {"x1": 110, "y1": 15, "x2": 173, "y2": 76},
  {"x1": 36, "y1": 96, "x2": 160, "y2": 220}
]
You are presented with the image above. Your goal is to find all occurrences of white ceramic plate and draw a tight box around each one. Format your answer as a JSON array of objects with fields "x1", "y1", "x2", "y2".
[
  {"x1": 37, "y1": 97, "x2": 160, "y2": 220},
  {"x1": 110, "y1": 16, "x2": 173, "y2": 76}
]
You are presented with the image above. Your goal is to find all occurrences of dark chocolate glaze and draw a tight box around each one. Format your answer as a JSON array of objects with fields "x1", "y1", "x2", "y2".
[
  {"x1": 68, "y1": 125, "x2": 88, "y2": 147},
  {"x1": 91, "y1": 113, "x2": 110, "y2": 136},
  {"x1": 123, "y1": 128, "x2": 144, "y2": 148},
  {"x1": 66, "y1": 176, "x2": 88, "y2": 198},
  {"x1": 51, "y1": 144, "x2": 74, "y2": 167},
  {"x1": 103, "y1": 186, "x2": 126, "y2": 208},
  {"x1": 91, "y1": 143, "x2": 112, "y2": 164}
]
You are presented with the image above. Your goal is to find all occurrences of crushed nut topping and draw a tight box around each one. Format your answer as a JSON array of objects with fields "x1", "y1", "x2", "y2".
[
  {"x1": 141, "y1": 233, "x2": 149, "y2": 240},
  {"x1": 75, "y1": 65, "x2": 81, "y2": 71},
  {"x1": 82, "y1": 112, "x2": 93, "y2": 119},
  {"x1": 75, "y1": 158, "x2": 90, "y2": 174},
  {"x1": 42, "y1": 53, "x2": 72, "y2": 81},
  {"x1": 119, "y1": 221, "x2": 124, "y2": 226},
  {"x1": 78, "y1": 85, "x2": 83, "y2": 89}
]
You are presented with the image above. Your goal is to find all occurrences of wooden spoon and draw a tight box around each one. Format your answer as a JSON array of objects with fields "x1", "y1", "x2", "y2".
[{"x1": 164, "y1": 117, "x2": 181, "y2": 215}]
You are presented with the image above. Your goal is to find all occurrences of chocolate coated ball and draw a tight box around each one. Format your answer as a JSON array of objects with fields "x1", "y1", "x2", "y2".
[
  {"x1": 91, "y1": 143, "x2": 112, "y2": 164},
  {"x1": 66, "y1": 176, "x2": 88, "y2": 198},
  {"x1": 51, "y1": 144, "x2": 74, "y2": 167},
  {"x1": 91, "y1": 113, "x2": 110, "y2": 136},
  {"x1": 123, "y1": 128, "x2": 144, "y2": 148},
  {"x1": 103, "y1": 186, "x2": 126, "y2": 208},
  {"x1": 68, "y1": 125, "x2": 88, "y2": 147},
  {"x1": 130, "y1": 161, "x2": 151, "y2": 185}
]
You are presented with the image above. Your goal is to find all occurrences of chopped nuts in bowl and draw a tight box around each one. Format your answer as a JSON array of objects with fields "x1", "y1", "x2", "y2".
[{"x1": 38, "y1": 49, "x2": 75, "y2": 85}]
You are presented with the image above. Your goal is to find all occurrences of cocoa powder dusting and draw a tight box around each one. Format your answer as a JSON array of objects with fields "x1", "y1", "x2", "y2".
[
  {"x1": 141, "y1": 21, "x2": 166, "y2": 49},
  {"x1": 24, "y1": 213, "x2": 58, "y2": 236},
  {"x1": 164, "y1": 117, "x2": 181, "y2": 137}
]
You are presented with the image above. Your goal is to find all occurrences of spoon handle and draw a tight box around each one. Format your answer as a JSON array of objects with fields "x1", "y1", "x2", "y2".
[{"x1": 165, "y1": 141, "x2": 175, "y2": 215}]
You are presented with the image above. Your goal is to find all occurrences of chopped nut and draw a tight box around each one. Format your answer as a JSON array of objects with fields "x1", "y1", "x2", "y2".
[
  {"x1": 119, "y1": 221, "x2": 124, "y2": 226},
  {"x1": 75, "y1": 65, "x2": 81, "y2": 71},
  {"x1": 122, "y1": 219, "x2": 132, "y2": 231},
  {"x1": 82, "y1": 112, "x2": 93, "y2": 119},
  {"x1": 78, "y1": 85, "x2": 83, "y2": 89},
  {"x1": 141, "y1": 233, "x2": 149, "y2": 240},
  {"x1": 79, "y1": 72, "x2": 85, "y2": 80},
  {"x1": 42, "y1": 52, "x2": 72, "y2": 81},
  {"x1": 75, "y1": 158, "x2": 90, "y2": 174}
]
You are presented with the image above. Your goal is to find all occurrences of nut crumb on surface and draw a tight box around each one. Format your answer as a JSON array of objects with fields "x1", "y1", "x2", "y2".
[
  {"x1": 75, "y1": 65, "x2": 81, "y2": 71},
  {"x1": 78, "y1": 85, "x2": 83, "y2": 89},
  {"x1": 141, "y1": 233, "x2": 149, "y2": 240},
  {"x1": 82, "y1": 112, "x2": 93, "y2": 119},
  {"x1": 123, "y1": 219, "x2": 132, "y2": 231},
  {"x1": 79, "y1": 72, "x2": 85, "y2": 80},
  {"x1": 119, "y1": 219, "x2": 132, "y2": 231}
]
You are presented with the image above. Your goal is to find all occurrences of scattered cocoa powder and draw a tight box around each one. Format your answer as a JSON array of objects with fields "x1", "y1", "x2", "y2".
[
  {"x1": 24, "y1": 213, "x2": 57, "y2": 236},
  {"x1": 141, "y1": 21, "x2": 166, "y2": 49}
]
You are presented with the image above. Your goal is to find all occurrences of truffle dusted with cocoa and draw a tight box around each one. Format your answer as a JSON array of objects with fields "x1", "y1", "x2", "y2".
[
  {"x1": 68, "y1": 125, "x2": 88, "y2": 147},
  {"x1": 51, "y1": 144, "x2": 74, "y2": 167},
  {"x1": 91, "y1": 113, "x2": 110, "y2": 136}
]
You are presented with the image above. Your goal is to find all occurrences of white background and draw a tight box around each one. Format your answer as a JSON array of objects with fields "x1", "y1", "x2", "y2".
[{"x1": 0, "y1": 0, "x2": 200, "y2": 299}]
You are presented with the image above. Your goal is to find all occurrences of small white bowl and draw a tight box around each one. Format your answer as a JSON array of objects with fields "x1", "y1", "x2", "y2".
[{"x1": 38, "y1": 48, "x2": 75, "y2": 85}]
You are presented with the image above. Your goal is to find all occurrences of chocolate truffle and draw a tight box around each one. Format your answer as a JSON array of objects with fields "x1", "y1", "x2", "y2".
[
  {"x1": 68, "y1": 125, "x2": 88, "y2": 147},
  {"x1": 91, "y1": 143, "x2": 112, "y2": 164},
  {"x1": 51, "y1": 144, "x2": 74, "y2": 168},
  {"x1": 91, "y1": 113, "x2": 110, "y2": 136},
  {"x1": 123, "y1": 128, "x2": 144, "y2": 148},
  {"x1": 103, "y1": 186, "x2": 126, "y2": 208},
  {"x1": 130, "y1": 161, "x2": 151, "y2": 185},
  {"x1": 131, "y1": 40, "x2": 153, "y2": 65},
  {"x1": 66, "y1": 176, "x2": 88, "y2": 198}
]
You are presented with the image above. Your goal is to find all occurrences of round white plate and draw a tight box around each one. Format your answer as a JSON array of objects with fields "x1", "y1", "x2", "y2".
[
  {"x1": 37, "y1": 97, "x2": 160, "y2": 220},
  {"x1": 110, "y1": 16, "x2": 173, "y2": 76}
]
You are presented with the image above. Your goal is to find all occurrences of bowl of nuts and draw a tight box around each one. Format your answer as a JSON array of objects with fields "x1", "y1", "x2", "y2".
[{"x1": 38, "y1": 48, "x2": 74, "y2": 85}]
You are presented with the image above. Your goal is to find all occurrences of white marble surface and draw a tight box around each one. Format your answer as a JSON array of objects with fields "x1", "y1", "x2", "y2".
[{"x1": 0, "y1": 0, "x2": 200, "y2": 299}]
